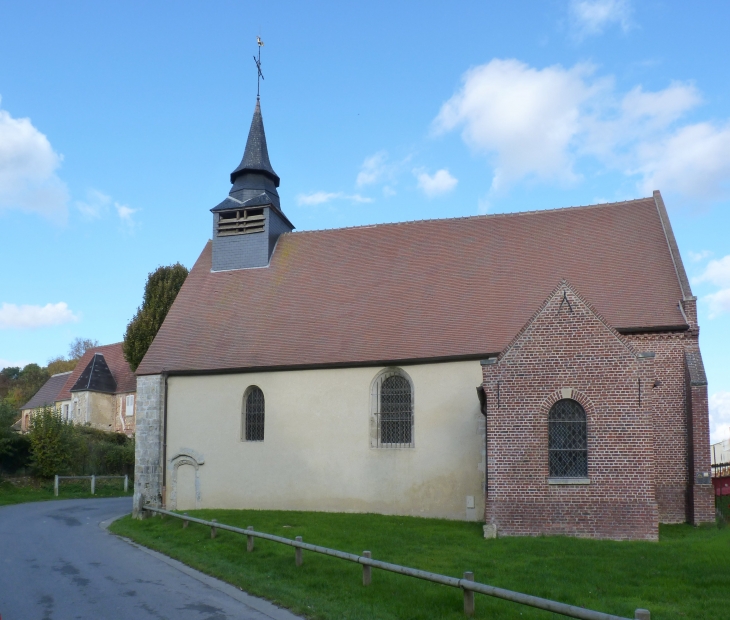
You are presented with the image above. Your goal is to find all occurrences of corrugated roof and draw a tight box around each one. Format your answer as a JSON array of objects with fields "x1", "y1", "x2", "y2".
[
  {"x1": 137, "y1": 194, "x2": 689, "y2": 376},
  {"x1": 21, "y1": 372, "x2": 73, "y2": 410},
  {"x1": 56, "y1": 343, "x2": 136, "y2": 401}
]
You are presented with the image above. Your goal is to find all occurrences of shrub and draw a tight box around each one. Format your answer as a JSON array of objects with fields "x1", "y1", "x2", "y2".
[{"x1": 28, "y1": 406, "x2": 76, "y2": 478}]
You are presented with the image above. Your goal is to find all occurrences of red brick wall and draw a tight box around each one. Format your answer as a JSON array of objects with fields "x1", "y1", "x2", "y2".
[
  {"x1": 483, "y1": 284, "x2": 659, "y2": 541},
  {"x1": 624, "y1": 332, "x2": 689, "y2": 523}
]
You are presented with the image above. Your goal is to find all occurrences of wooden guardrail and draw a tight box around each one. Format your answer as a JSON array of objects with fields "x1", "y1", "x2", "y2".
[
  {"x1": 54, "y1": 474, "x2": 128, "y2": 496},
  {"x1": 143, "y1": 505, "x2": 650, "y2": 620}
]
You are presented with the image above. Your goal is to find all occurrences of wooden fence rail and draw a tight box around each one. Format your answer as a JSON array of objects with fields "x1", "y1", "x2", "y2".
[
  {"x1": 143, "y1": 505, "x2": 650, "y2": 620},
  {"x1": 54, "y1": 474, "x2": 128, "y2": 496}
]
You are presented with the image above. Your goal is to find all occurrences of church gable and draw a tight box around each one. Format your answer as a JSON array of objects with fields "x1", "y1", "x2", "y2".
[{"x1": 482, "y1": 282, "x2": 659, "y2": 540}]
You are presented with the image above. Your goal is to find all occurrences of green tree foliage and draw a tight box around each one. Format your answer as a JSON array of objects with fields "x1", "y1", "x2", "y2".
[
  {"x1": 4, "y1": 364, "x2": 50, "y2": 410},
  {"x1": 28, "y1": 406, "x2": 76, "y2": 477},
  {"x1": 46, "y1": 356, "x2": 78, "y2": 376},
  {"x1": 123, "y1": 262, "x2": 189, "y2": 371},
  {"x1": 0, "y1": 399, "x2": 31, "y2": 474}
]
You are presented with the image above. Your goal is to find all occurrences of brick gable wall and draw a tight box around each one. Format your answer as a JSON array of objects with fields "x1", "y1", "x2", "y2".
[{"x1": 482, "y1": 283, "x2": 660, "y2": 540}]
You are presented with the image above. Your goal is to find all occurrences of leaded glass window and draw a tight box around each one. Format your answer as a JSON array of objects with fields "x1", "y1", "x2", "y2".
[
  {"x1": 372, "y1": 371, "x2": 413, "y2": 448},
  {"x1": 244, "y1": 387, "x2": 265, "y2": 441},
  {"x1": 548, "y1": 399, "x2": 587, "y2": 478}
]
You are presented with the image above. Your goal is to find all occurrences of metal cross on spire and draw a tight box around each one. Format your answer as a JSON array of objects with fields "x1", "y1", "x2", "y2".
[{"x1": 253, "y1": 36, "x2": 265, "y2": 99}]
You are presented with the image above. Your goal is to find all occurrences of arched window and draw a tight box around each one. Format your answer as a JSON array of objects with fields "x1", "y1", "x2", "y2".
[
  {"x1": 243, "y1": 387, "x2": 265, "y2": 441},
  {"x1": 372, "y1": 370, "x2": 413, "y2": 448},
  {"x1": 548, "y1": 399, "x2": 587, "y2": 478}
]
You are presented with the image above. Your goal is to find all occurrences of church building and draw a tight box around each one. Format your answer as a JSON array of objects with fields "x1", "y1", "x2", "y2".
[{"x1": 133, "y1": 97, "x2": 715, "y2": 540}]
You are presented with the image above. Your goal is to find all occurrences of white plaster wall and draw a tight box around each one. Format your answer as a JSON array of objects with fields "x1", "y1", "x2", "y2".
[{"x1": 165, "y1": 361, "x2": 485, "y2": 520}]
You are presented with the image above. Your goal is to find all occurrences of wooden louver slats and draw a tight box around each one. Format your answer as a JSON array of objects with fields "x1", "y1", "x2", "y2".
[{"x1": 217, "y1": 208, "x2": 265, "y2": 236}]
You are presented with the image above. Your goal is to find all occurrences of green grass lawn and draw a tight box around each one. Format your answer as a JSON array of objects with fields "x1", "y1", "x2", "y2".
[
  {"x1": 109, "y1": 509, "x2": 730, "y2": 620},
  {"x1": 0, "y1": 476, "x2": 132, "y2": 506}
]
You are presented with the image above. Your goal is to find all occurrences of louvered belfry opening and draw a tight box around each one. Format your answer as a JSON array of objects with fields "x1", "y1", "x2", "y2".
[
  {"x1": 244, "y1": 387, "x2": 265, "y2": 441},
  {"x1": 217, "y1": 208, "x2": 265, "y2": 237},
  {"x1": 377, "y1": 373, "x2": 413, "y2": 448},
  {"x1": 548, "y1": 399, "x2": 588, "y2": 477}
]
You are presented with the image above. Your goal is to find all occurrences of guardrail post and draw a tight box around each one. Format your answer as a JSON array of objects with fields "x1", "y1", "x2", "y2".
[
  {"x1": 362, "y1": 551, "x2": 372, "y2": 586},
  {"x1": 463, "y1": 571, "x2": 474, "y2": 616},
  {"x1": 635, "y1": 610, "x2": 650, "y2": 620},
  {"x1": 295, "y1": 536, "x2": 303, "y2": 566},
  {"x1": 124, "y1": 475, "x2": 129, "y2": 493},
  {"x1": 54, "y1": 475, "x2": 59, "y2": 497},
  {"x1": 182, "y1": 513, "x2": 189, "y2": 529},
  {"x1": 247, "y1": 526, "x2": 254, "y2": 551},
  {"x1": 211, "y1": 519, "x2": 217, "y2": 539},
  {"x1": 91, "y1": 475, "x2": 95, "y2": 495}
]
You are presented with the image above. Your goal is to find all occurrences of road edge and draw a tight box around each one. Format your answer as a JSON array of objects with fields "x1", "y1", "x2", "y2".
[{"x1": 100, "y1": 513, "x2": 303, "y2": 620}]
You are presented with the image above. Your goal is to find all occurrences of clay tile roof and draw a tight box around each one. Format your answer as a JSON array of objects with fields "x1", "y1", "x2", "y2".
[
  {"x1": 137, "y1": 194, "x2": 689, "y2": 376},
  {"x1": 21, "y1": 371, "x2": 73, "y2": 410},
  {"x1": 56, "y1": 343, "x2": 136, "y2": 401}
]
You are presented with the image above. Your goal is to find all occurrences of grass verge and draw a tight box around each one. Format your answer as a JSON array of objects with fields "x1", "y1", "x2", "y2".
[
  {"x1": 0, "y1": 476, "x2": 132, "y2": 506},
  {"x1": 109, "y1": 509, "x2": 730, "y2": 619}
]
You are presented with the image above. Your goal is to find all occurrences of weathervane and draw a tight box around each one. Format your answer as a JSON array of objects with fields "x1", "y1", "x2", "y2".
[{"x1": 254, "y1": 36, "x2": 265, "y2": 99}]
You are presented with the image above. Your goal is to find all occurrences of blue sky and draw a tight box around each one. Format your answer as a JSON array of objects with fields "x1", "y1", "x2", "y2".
[{"x1": 1, "y1": 1, "x2": 729, "y2": 440}]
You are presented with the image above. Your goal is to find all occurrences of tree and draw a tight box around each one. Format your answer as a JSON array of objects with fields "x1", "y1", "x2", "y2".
[
  {"x1": 5, "y1": 364, "x2": 50, "y2": 410},
  {"x1": 28, "y1": 406, "x2": 75, "y2": 477},
  {"x1": 0, "y1": 398, "x2": 19, "y2": 458},
  {"x1": 123, "y1": 263, "x2": 189, "y2": 371},
  {"x1": 122, "y1": 263, "x2": 188, "y2": 370},
  {"x1": 69, "y1": 337, "x2": 100, "y2": 360},
  {"x1": 46, "y1": 356, "x2": 77, "y2": 375}
]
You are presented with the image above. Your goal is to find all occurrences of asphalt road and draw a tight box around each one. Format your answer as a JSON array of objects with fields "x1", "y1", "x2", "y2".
[{"x1": 0, "y1": 497, "x2": 301, "y2": 620}]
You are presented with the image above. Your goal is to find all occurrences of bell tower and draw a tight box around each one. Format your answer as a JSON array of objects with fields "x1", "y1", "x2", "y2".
[{"x1": 211, "y1": 40, "x2": 294, "y2": 271}]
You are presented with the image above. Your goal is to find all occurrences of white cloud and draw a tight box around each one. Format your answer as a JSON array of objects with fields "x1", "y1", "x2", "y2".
[
  {"x1": 76, "y1": 189, "x2": 111, "y2": 219},
  {"x1": 415, "y1": 168, "x2": 458, "y2": 197},
  {"x1": 434, "y1": 59, "x2": 600, "y2": 191},
  {"x1": 633, "y1": 122, "x2": 730, "y2": 200},
  {"x1": 569, "y1": 0, "x2": 633, "y2": 39},
  {"x1": 296, "y1": 191, "x2": 372, "y2": 206},
  {"x1": 116, "y1": 202, "x2": 138, "y2": 226},
  {"x1": 434, "y1": 59, "x2": 730, "y2": 204},
  {"x1": 356, "y1": 151, "x2": 389, "y2": 187},
  {"x1": 76, "y1": 188, "x2": 138, "y2": 227},
  {"x1": 0, "y1": 97, "x2": 69, "y2": 222},
  {"x1": 0, "y1": 302, "x2": 79, "y2": 329},
  {"x1": 696, "y1": 255, "x2": 730, "y2": 318},
  {"x1": 710, "y1": 392, "x2": 730, "y2": 443},
  {"x1": 688, "y1": 250, "x2": 712, "y2": 263},
  {"x1": 696, "y1": 255, "x2": 730, "y2": 288}
]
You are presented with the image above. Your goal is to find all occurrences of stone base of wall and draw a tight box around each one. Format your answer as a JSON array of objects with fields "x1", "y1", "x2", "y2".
[{"x1": 132, "y1": 374, "x2": 165, "y2": 519}]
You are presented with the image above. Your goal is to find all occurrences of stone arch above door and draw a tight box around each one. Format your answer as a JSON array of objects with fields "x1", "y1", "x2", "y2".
[{"x1": 169, "y1": 449, "x2": 205, "y2": 510}]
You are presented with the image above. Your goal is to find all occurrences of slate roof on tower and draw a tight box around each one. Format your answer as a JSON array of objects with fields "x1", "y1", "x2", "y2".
[
  {"x1": 70, "y1": 353, "x2": 117, "y2": 394},
  {"x1": 137, "y1": 191, "x2": 691, "y2": 376},
  {"x1": 56, "y1": 343, "x2": 136, "y2": 401},
  {"x1": 230, "y1": 100, "x2": 280, "y2": 187}
]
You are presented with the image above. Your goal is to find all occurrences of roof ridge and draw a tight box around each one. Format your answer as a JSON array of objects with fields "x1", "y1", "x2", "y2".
[
  {"x1": 51, "y1": 371, "x2": 73, "y2": 377},
  {"x1": 285, "y1": 196, "x2": 655, "y2": 236}
]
